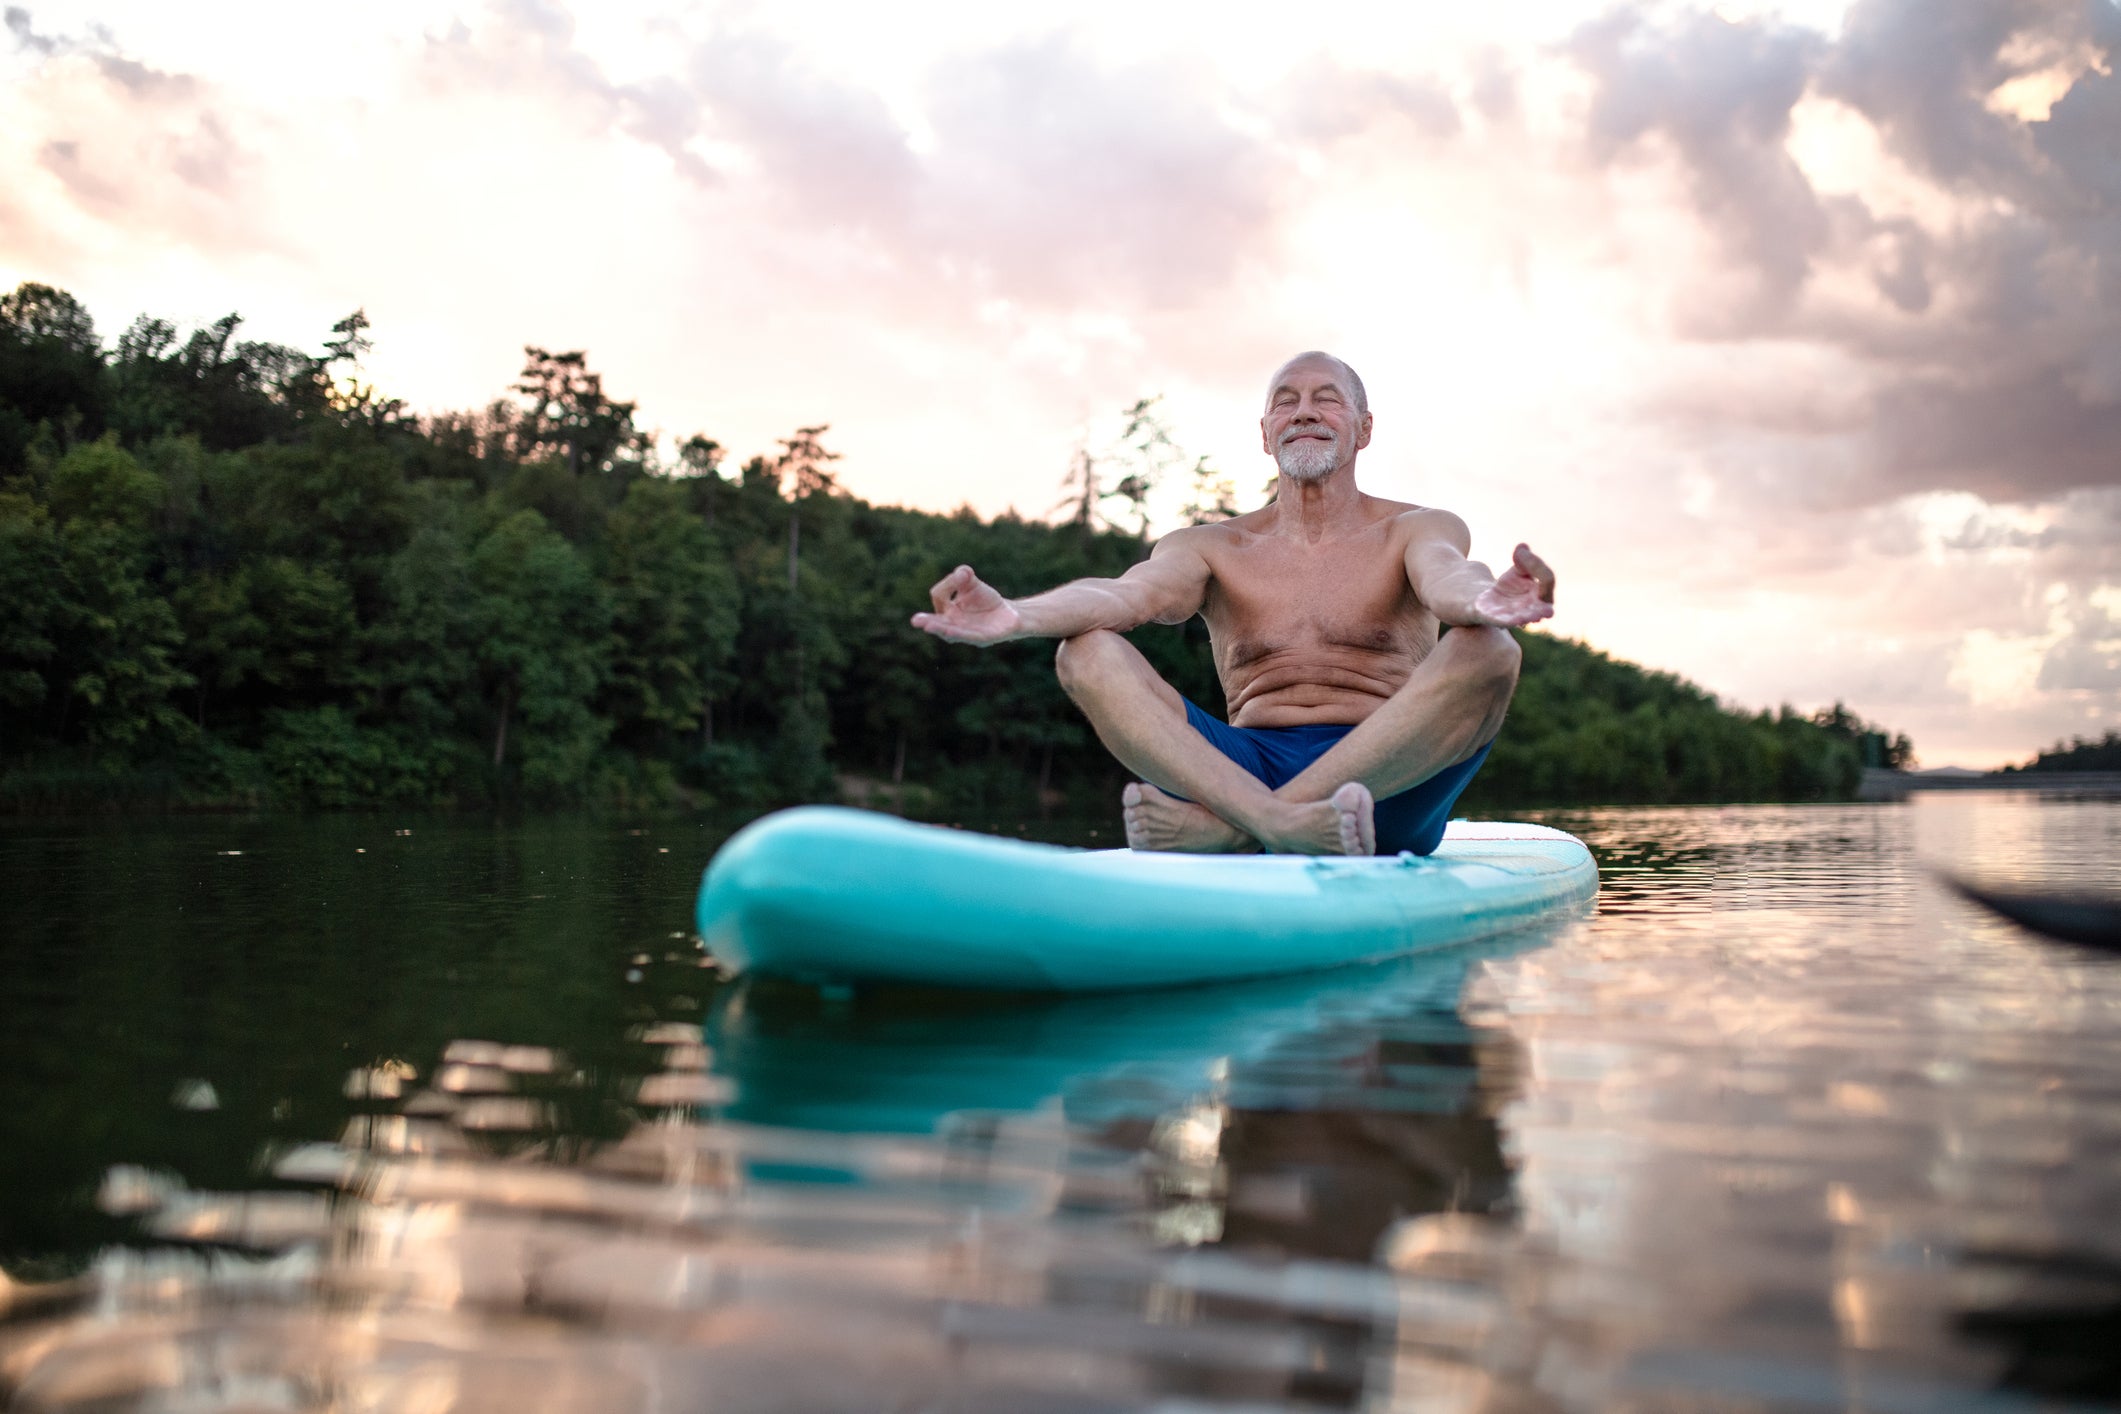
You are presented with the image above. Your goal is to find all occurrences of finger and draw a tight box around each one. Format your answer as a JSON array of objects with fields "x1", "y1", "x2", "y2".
[
  {"x1": 928, "y1": 566, "x2": 966, "y2": 614},
  {"x1": 912, "y1": 613, "x2": 963, "y2": 640},
  {"x1": 1515, "y1": 544, "x2": 1556, "y2": 598}
]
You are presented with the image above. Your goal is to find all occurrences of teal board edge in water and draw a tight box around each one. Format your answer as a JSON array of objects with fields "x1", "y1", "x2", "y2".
[{"x1": 696, "y1": 806, "x2": 1598, "y2": 991}]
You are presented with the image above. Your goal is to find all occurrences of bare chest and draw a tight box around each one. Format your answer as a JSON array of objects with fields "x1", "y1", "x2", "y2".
[{"x1": 1200, "y1": 535, "x2": 1431, "y2": 672}]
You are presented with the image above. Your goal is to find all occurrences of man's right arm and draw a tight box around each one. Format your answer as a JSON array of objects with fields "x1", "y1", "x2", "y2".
[{"x1": 912, "y1": 532, "x2": 1212, "y2": 646}]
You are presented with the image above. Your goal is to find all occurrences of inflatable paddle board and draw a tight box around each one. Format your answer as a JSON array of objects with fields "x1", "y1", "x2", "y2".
[{"x1": 696, "y1": 806, "x2": 1596, "y2": 992}]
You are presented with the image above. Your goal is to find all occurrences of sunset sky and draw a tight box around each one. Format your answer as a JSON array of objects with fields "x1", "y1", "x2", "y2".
[{"x1": 4, "y1": 0, "x2": 2116, "y2": 767}]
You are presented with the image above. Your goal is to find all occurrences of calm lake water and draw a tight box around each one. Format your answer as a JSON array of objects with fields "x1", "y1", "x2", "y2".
[{"x1": 2, "y1": 795, "x2": 2118, "y2": 1411}]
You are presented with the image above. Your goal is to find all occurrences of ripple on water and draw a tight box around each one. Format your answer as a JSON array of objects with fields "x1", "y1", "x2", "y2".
[{"x1": 2, "y1": 795, "x2": 2119, "y2": 1410}]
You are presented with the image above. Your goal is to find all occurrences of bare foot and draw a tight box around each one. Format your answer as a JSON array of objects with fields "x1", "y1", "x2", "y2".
[
  {"x1": 1122, "y1": 782, "x2": 1256, "y2": 853},
  {"x1": 1331, "y1": 782, "x2": 1377, "y2": 856},
  {"x1": 1252, "y1": 783, "x2": 1376, "y2": 857}
]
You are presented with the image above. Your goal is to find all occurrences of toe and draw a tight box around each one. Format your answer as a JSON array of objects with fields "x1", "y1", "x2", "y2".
[{"x1": 1331, "y1": 783, "x2": 1376, "y2": 856}]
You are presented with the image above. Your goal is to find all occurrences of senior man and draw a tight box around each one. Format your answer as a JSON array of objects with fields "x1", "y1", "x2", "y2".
[{"x1": 912, "y1": 352, "x2": 1554, "y2": 856}]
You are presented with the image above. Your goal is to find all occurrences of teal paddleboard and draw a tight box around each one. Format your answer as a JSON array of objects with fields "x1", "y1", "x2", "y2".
[{"x1": 696, "y1": 807, "x2": 1596, "y2": 992}]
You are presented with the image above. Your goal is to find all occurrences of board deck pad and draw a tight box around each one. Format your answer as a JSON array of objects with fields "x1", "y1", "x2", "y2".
[{"x1": 696, "y1": 807, "x2": 1598, "y2": 992}]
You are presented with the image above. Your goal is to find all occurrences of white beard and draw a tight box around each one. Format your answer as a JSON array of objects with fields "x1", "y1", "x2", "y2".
[{"x1": 1275, "y1": 431, "x2": 1341, "y2": 481}]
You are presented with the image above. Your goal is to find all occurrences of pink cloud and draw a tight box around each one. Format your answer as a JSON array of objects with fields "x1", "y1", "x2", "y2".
[
  {"x1": 1568, "y1": 0, "x2": 2121, "y2": 511},
  {"x1": 1, "y1": 0, "x2": 2113, "y2": 765}
]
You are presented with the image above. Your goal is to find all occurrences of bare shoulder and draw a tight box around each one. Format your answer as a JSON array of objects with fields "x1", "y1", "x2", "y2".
[
  {"x1": 1138, "y1": 521, "x2": 1228, "y2": 579},
  {"x1": 1394, "y1": 504, "x2": 1471, "y2": 555},
  {"x1": 1153, "y1": 516, "x2": 1254, "y2": 560},
  {"x1": 1150, "y1": 521, "x2": 1222, "y2": 555}
]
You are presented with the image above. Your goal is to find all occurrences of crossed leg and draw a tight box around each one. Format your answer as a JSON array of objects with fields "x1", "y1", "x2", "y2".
[
  {"x1": 1054, "y1": 626, "x2": 1522, "y2": 856},
  {"x1": 1052, "y1": 630, "x2": 1374, "y2": 854}
]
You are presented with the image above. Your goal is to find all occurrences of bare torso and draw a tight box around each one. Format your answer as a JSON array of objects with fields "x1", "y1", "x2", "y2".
[
  {"x1": 1186, "y1": 494, "x2": 1443, "y2": 729},
  {"x1": 909, "y1": 349, "x2": 1554, "y2": 855}
]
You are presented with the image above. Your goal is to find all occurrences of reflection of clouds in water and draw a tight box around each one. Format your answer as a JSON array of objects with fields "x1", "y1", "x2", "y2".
[
  {"x1": 1481, "y1": 799, "x2": 2121, "y2": 1406},
  {"x1": 8, "y1": 801, "x2": 2121, "y2": 1408}
]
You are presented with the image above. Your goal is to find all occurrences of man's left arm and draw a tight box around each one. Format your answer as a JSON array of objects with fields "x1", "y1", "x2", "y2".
[{"x1": 1403, "y1": 511, "x2": 1555, "y2": 629}]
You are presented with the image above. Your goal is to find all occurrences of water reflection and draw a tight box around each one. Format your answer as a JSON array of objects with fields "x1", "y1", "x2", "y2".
[
  {"x1": 1467, "y1": 797, "x2": 2121, "y2": 1409},
  {"x1": 3, "y1": 795, "x2": 2120, "y2": 1410},
  {"x1": 0, "y1": 979, "x2": 1534, "y2": 1412},
  {"x1": 706, "y1": 935, "x2": 1538, "y2": 1139}
]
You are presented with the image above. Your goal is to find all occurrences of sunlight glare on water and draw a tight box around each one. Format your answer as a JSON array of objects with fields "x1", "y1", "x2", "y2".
[{"x1": 1, "y1": 794, "x2": 2117, "y2": 1411}]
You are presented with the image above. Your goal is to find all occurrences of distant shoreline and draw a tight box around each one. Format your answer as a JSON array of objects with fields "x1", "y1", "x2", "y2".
[{"x1": 1860, "y1": 769, "x2": 2121, "y2": 800}]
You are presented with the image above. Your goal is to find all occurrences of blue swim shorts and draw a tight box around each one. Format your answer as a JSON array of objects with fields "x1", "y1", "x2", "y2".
[{"x1": 1181, "y1": 698, "x2": 1491, "y2": 857}]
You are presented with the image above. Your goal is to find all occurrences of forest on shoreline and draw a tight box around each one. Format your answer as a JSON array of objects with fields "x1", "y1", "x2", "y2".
[
  {"x1": 0, "y1": 282, "x2": 1913, "y2": 816},
  {"x1": 2004, "y1": 732, "x2": 2121, "y2": 774}
]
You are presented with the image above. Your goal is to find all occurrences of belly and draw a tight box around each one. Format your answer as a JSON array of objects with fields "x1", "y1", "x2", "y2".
[{"x1": 1220, "y1": 644, "x2": 1414, "y2": 728}]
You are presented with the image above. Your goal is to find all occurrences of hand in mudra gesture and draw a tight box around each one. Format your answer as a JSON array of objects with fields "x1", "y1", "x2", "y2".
[
  {"x1": 1470, "y1": 544, "x2": 1555, "y2": 629},
  {"x1": 912, "y1": 565, "x2": 1022, "y2": 645}
]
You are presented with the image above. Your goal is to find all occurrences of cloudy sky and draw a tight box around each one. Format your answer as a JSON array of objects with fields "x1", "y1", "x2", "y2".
[{"x1": 3, "y1": 0, "x2": 2116, "y2": 767}]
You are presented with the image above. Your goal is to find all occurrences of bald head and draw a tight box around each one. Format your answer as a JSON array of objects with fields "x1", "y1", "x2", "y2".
[
  {"x1": 1261, "y1": 351, "x2": 1373, "y2": 483},
  {"x1": 1266, "y1": 352, "x2": 1368, "y2": 420}
]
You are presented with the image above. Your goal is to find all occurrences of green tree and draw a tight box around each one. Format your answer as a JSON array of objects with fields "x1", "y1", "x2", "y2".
[
  {"x1": 512, "y1": 348, "x2": 640, "y2": 476},
  {"x1": 0, "y1": 282, "x2": 105, "y2": 471},
  {"x1": 0, "y1": 282, "x2": 1919, "y2": 812},
  {"x1": 468, "y1": 510, "x2": 613, "y2": 798},
  {"x1": 2014, "y1": 731, "x2": 2121, "y2": 772},
  {"x1": 1812, "y1": 700, "x2": 1914, "y2": 770},
  {"x1": 172, "y1": 557, "x2": 355, "y2": 732},
  {"x1": 1102, "y1": 395, "x2": 1186, "y2": 542},
  {"x1": 775, "y1": 423, "x2": 840, "y2": 593},
  {"x1": 103, "y1": 311, "x2": 313, "y2": 450},
  {"x1": 599, "y1": 478, "x2": 739, "y2": 749},
  {"x1": 367, "y1": 508, "x2": 488, "y2": 800},
  {"x1": 1, "y1": 440, "x2": 190, "y2": 755}
]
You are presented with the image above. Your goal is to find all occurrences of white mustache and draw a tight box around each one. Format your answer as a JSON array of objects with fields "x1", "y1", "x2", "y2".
[{"x1": 1275, "y1": 424, "x2": 1341, "y2": 482}]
